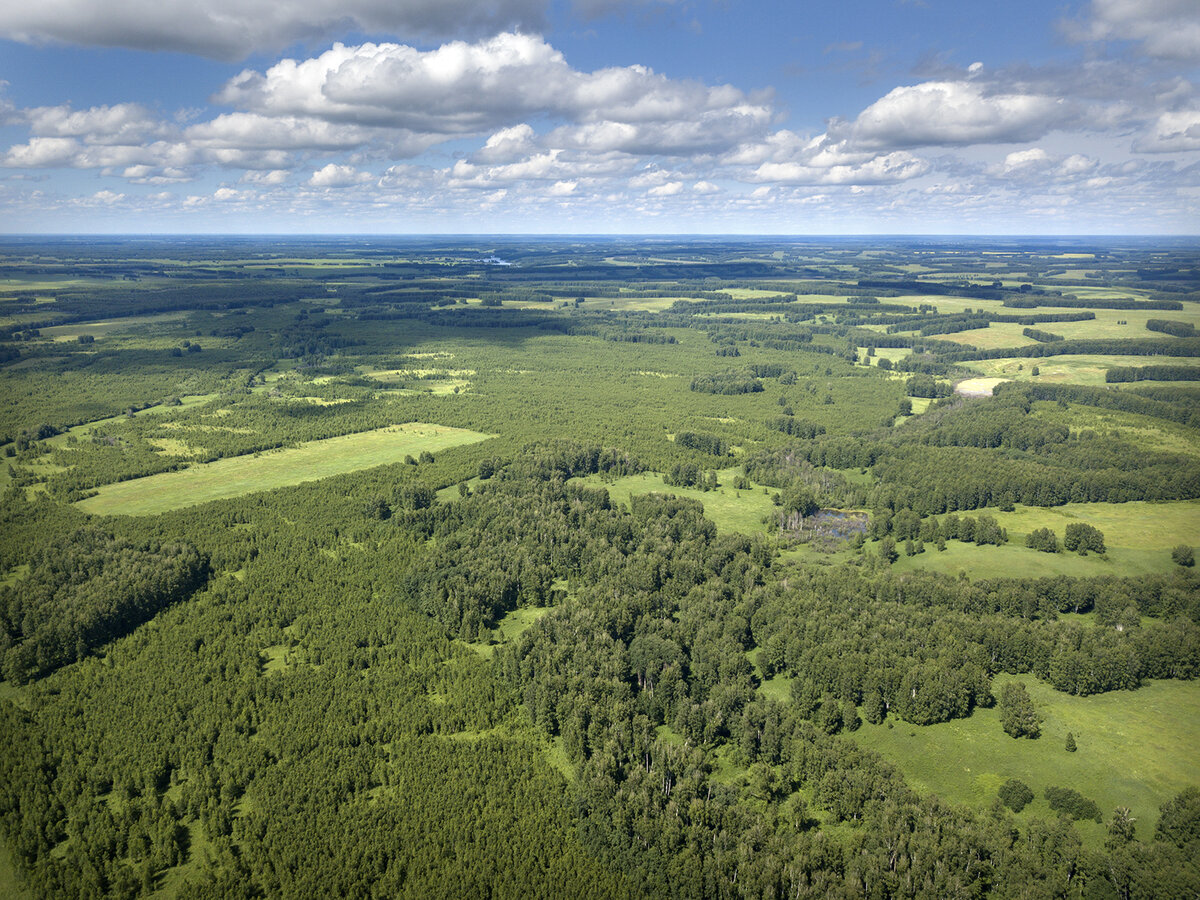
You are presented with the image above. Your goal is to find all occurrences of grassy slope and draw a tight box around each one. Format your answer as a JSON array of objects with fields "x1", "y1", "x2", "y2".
[
  {"x1": 850, "y1": 674, "x2": 1200, "y2": 846},
  {"x1": 77, "y1": 423, "x2": 492, "y2": 516}
]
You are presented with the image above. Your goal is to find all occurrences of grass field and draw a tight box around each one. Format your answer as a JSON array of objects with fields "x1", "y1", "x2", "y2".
[
  {"x1": 955, "y1": 376, "x2": 1008, "y2": 397},
  {"x1": 889, "y1": 536, "x2": 1181, "y2": 580},
  {"x1": 851, "y1": 674, "x2": 1200, "y2": 846},
  {"x1": 39, "y1": 312, "x2": 191, "y2": 342},
  {"x1": 983, "y1": 500, "x2": 1200, "y2": 550},
  {"x1": 579, "y1": 468, "x2": 777, "y2": 536},
  {"x1": 0, "y1": 841, "x2": 31, "y2": 900},
  {"x1": 76, "y1": 423, "x2": 492, "y2": 516},
  {"x1": 963, "y1": 355, "x2": 1200, "y2": 386}
]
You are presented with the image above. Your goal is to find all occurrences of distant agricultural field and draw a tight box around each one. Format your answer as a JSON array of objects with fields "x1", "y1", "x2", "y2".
[
  {"x1": 963, "y1": 354, "x2": 1200, "y2": 386},
  {"x1": 76, "y1": 423, "x2": 492, "y2": 516},
  {"x1": 38, "y1": 312, "x2": 191, "y2": 342}
]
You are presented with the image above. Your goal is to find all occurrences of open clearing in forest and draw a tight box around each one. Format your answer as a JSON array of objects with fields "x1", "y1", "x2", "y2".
[
  {"x1": 963, "y1": 354, "x2": 1200, "y2": 386},
  {"x1": 76, "y1": 423, "x2": 492, "y2": 516},
  {"x1": 465, "y1": 605, "x2": 552, "y2": 659},
  {"x1": 579, "y1": 467, "x2": 777, "y2": 535},
  {"x1": 38, "y1": 312, "x2": 191, "y2": 341},
  {"x1": 984, "y1": 500, "x2": 1200, "y2": 551},
  {"x1": 889, "y1": 534, "x2": 1182, "y2": 580},
  {"x1": 851, "y1": 675, "x2": 1200, "y2": 847},
  {"x1": 955, "y1": 376, "x2": 1008, "y2": 397}
]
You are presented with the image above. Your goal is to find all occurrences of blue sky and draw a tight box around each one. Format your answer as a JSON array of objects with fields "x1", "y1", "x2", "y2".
[{"x1": 0, "y1": 0, "x2": 1197, "y2": 233}]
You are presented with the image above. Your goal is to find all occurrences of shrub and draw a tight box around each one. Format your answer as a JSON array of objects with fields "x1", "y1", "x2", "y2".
[
  {"x1": 1026, "y1": 528, "x2": 1059, "y2": 553},
  {"x1": 1045, "y1": 786, "x2": 1102, "y2": 822},
  {"x1": 998, "y1": 779, "x2": 1034, "y2": 813},
  {"x1": 999, "y1": 682, "x2": 1041, "y2": 739},
  {"x1": 1064, "y1": 523, "x2": 1105, "y2": 555}
]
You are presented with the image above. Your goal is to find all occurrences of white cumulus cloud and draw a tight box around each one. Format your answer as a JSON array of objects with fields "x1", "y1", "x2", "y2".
[
  {"x1": 215, "y1": 33, "x2": 771, "y2": 152},
  {"x1": 307, "y1": 163, "x2": 373, "y2": 187},
  {"x1": 830, "y1": 80, "x2": 1065, "y2": 150},
  {"x1": 1133, "y1": 110, "x2": 1200, "y2": 152}
]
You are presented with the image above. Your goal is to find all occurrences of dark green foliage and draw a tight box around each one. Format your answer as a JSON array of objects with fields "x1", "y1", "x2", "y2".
[
  {"x1": 1155, "y1": 787, "x2": 1200, "y2": 848},
  {"x1": 674, "y1": 431, "x2": 729, "y2": 456},
  {"x1": 879, "y1": 536, "x2": 898, "y2": 563},
  {"x1": 689, "y1": 371, "x2": 763, "y2": 394},
  {"x1": 999, "y1": 682, "x2": 1042, "y2": 739},
  {"x1": 1027, "y1": 527, "x2": 1060, "y2": 552},
  {"x1": 769, "y1": 416, "x2": 825, "y2": 437},
  {"x1": 1023, "y1": 327, "x2": 1064, "y2": 342},
  {"x1": 998, "y1": 778, "x2": 1035, "y2": 812},
  {"x1": 0, "y1": 527, "x2": 208, "y2": 683},
  {"x1": 780, "y1": 483, "x2": 819, "y2": 517},
  {"x1": 1106, "y1": 365, "x2": 1200, "y2": 383},
  {"x1": 1146, "y1": 318, "x2": 1196, "y2": 338},
  {"x1": 1066, "y1": 731, "x2": 1077, "y2": 752},
  {"x1": 905, "y1": 374, "x2": 953, "y2": 398},
  {"x1": 1174, "y1": 545, "x2": 1195, "y2": 567},
  {"x1": 1045, "y1": 786, "x2": 1103, "y2": 822},
  {"x1": 1064, "y1": 522, "x2": 1106, "y2": 555}
]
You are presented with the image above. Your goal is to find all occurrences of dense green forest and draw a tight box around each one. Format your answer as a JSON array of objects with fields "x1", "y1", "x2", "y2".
[{"x1": 0, "y1": 236, "x2": 1198, "y2": 898}]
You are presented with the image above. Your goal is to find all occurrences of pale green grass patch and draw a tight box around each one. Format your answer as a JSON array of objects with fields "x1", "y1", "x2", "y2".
[
  {"x1": 579, "y1": 468, "x2": 777, "y2": 536},
  {"x1": 497, "y1": 606, "x2": 551, "y2": 643},
  {"x1": 955, "y1": 377, "x2": 1009, "y2": 397},
  {"x1": 984, "y1": 500, "x2": 1200, "y2": 553},
  {"x1": 77, "y1": 423, "x2": 493, "y2": 516},
  {"x1": 850, "y1": 675, "x2": 1200, "y2": 846},
  {"x1": 0, "y1": 840, "x2": 33, "y2": 900},
  {"x1": 941, "y1": 324, "x2": 1038, "y2": 350},
  {"x1": 39, "y1": 312, "x2": 190, "y2": 341},
  {"x1": 888, "y1": 535, "x2": 1177, "y2": 580},
  {"x1": 964, "y1": 355, "x2": 1200, "y2": 386},
  {"x1": 759, "y1": 673, "x2": 793, "y2": 703}
]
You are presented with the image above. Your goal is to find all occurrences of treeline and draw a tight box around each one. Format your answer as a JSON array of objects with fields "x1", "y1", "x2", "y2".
[
  {"x1": 1106, "y1": 365, "x2": 1200, "y2": 383},
  {"x1": 1147, "y1": 318, "x2": 1196, "y2": 337},
  {"x1": 997, "y1": 381, "x2": 1200, "y2": 429},
  {"x1": 1023, "y1": 327, "x2": 1063, "y2": 342},
  {"x1": 1002, "y1": 295, "x2": 1182, "y2": 310},
  {"x1": 939, "y1": 336, "x2": 1200, "y2": 362}
]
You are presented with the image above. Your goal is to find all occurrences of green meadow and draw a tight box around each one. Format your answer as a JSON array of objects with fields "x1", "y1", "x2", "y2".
[
  {"x1": 76, "y1": 423, "x2": 492, "y2": 516},
  {"x1": 889, "y1": 499, "x2": 1200, "y2": 579},
  {"x1": 579, "y1": 467, "x2": 778, "y2": 536},
  {"x1": 963, "y1": 354, "x2": 1200, "y2": 386},
  {"x1": 851, "y1": 674, "x2": 1200, "y2": 846}
]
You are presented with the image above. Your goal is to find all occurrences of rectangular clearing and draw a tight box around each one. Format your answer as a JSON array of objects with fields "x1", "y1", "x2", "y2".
[{"x1": 77, "y1": 423, "x2": 492, "y2": 516}]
